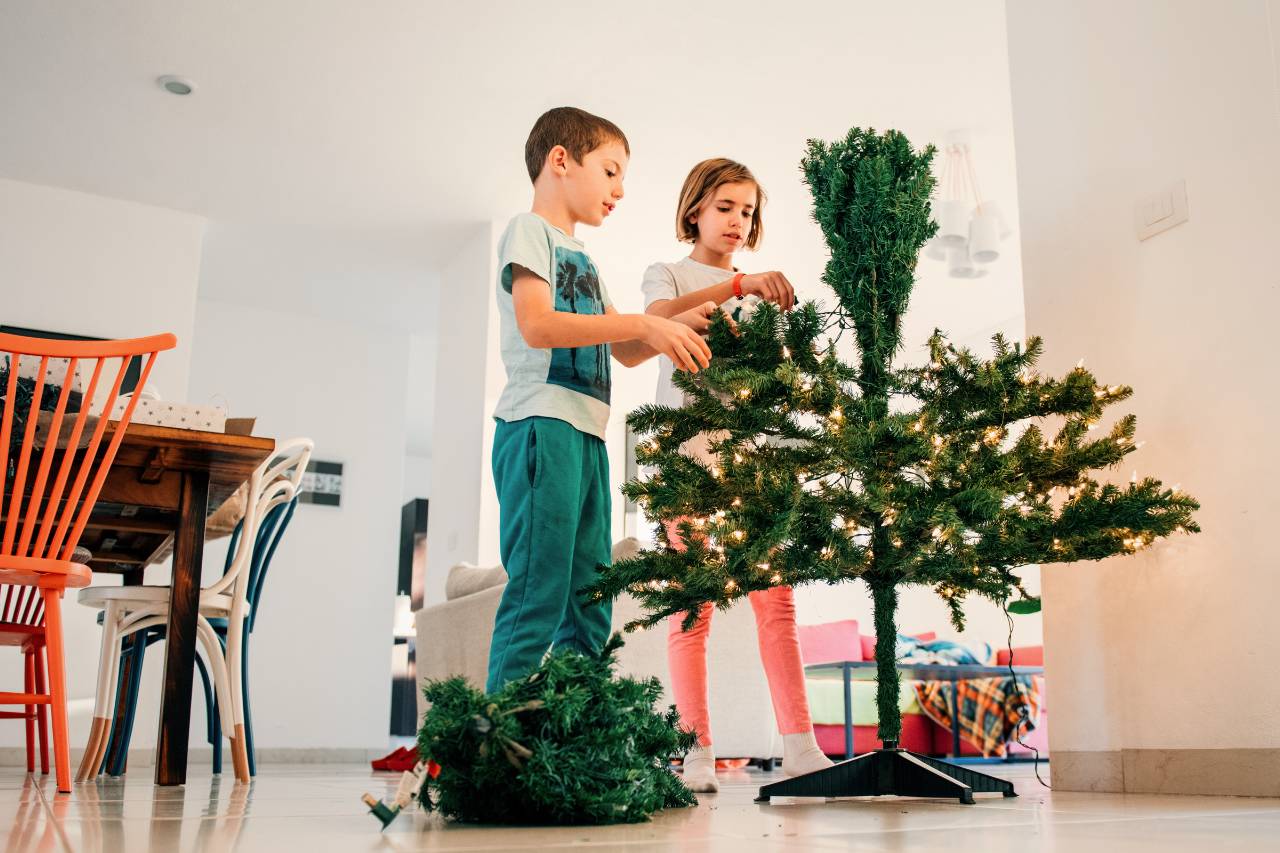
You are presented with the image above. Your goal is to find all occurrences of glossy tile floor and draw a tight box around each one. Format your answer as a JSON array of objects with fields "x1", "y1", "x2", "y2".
[{"x1": 3, "y1": 760, "x2": 1279, "y2": 852}]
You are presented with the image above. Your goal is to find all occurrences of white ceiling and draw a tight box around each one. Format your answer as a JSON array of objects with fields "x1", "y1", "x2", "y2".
[
  {"x1": 1, "y1": 1, "x2": 1022, "y2": 252},
  {"x1": 0, "y1": 2, "x2": 439, "y2": 231},
  {"x1": 1, "y1": 0, "x2": 1028, "y2": 455}
]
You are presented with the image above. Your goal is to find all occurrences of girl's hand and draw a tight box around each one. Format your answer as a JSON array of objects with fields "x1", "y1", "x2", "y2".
[
  {"x1": 640, "y1": 315, "x2": 712, "y2": 373},
  {"x1": 740, "y1": 271, "x2": 795, "y2": 310},
  {"x1": 673, "y1": 301, "x2": 738, "y2": 336}
]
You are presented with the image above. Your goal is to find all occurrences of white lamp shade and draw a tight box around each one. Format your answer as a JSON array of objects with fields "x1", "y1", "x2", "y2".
[
  {"x1": 981, "y1": 200, "x2": 1014, "y2": 239},
  {"x1": 936, "y1": 199, "x2": 971, "y2": 247},
  {"x1": 948, "y1": 246, "x2": 982, "y2": 279},
  {"x1": 969, "y1": 212, "x2": 1001, "y2": 263},
  {"x1": 923, "y1": 237, "x2": 947, "y2": 261}
]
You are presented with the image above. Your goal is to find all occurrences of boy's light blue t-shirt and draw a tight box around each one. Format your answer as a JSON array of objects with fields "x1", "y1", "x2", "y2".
[{"x1": 493, "y1": 212, "x2": 613, "y2": 440}]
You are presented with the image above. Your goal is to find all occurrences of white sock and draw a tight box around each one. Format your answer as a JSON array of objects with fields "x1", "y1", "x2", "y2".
[
  {"x1": 783, "y1": 731, "x2": 834, "y2": 777},
  {"x1": 681, "y1": 745, "x2": 719, "y2": 793}
]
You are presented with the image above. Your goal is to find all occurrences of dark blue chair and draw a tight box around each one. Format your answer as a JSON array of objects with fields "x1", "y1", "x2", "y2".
[{"x1": 100, "y1": 497, "x2": 297, "y2": 776}]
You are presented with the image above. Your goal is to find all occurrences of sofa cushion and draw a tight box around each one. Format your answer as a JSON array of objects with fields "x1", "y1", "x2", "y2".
[
  {"x1": 797, "y1": 619, "x2": 862, "y2": 664},
  {"x1": 996, "y1": 645, "x2": 1044, "y2": 666},
  {"x1": 612, "y1": 536, "x2": 643, "y2": 562},
  {"x1": 806, "y1": 677, "x2": 919, "y2": 725},
  {"x1": 444, "y1": 563, "x2": 507, "y2": 601}
]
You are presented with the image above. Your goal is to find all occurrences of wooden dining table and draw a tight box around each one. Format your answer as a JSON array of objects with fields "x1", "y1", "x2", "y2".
[{"x1": 79, "y1": 423, "x2": 275, "y2": 786}]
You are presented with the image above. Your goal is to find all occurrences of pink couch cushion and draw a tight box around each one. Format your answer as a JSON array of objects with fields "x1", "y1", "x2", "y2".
[
  {"x1": 797, "y1": 619, "x2": 862, "y2": 664},
  {"x1": 996, "y1": 645, "x2": 1044, "y2": 666},
  {"x1": 860, "y1": 631, "x2": 936, "y2": 661}
]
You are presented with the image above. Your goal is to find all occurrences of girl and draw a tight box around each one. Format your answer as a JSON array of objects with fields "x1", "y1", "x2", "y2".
[{"x1": 640, "y1": 158, "x2": 834, "y2": 792}]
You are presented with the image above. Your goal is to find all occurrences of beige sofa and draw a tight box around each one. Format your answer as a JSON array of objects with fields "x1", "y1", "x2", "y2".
[{"x1": 414, "y1": 538, "x2": 783, "y2": 761}]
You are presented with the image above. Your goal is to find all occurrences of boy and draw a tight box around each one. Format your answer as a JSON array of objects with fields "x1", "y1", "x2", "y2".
[{"x1": 486, "y1": 107, "x2": 720, "y2": 692}]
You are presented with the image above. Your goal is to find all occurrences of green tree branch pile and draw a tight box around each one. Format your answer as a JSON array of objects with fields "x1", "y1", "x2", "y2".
[{"x1": 416, "y1": 635, "x2": 696, "y2": 824}]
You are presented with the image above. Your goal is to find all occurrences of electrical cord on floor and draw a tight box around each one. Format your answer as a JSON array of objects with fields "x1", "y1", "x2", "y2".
[{"x1": 1004, "y1": 601, "x2": 1050, "y2": 789}]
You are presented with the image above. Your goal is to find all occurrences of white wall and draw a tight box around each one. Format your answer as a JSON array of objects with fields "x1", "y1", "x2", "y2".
[
  {"x1": 402, "y1": 454, "x2": 431, "y2": 504},
  {"x1": 184, "y1": 298, "x2": 408, "y2": 750},
  {"x1": 402, "y1": 332, "x2": 436, "y2": 500},
  {"x1": 0, "y1": 177, "x2": 204, "y2": 400},
  {"x1": 1008, "y1": 0, "x2": 1280, "y2": 792},
  {"x1": 405, "y1": 331, "x2": 437, "y2": 458},
  {"x1": 421, "y1": 1, "x2": 1038, "y2": 649},
  {"x1": 0, "y1": 179, "x2": 205, "y2": 751},
  {"x1": 423, "y1": 223, "x2": 503, "y2": 607}
]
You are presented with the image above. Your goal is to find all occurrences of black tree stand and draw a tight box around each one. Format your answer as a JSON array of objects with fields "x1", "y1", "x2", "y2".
[{"x1": 755, "y1": 740, "x2": 1016, "y2": 804}]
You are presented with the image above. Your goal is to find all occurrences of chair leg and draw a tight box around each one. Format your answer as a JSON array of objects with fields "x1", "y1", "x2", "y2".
[
  {"x1": 241, "y1": 634, "x2": 255, "y2": 777},
  {"x1": 107, "y1": 631, "x2": 149, "y2": 777},
  {"x1": 23, "y1": 648, "x2": 35, "y2": 773},
  {"x1": 224, "y1": 611, "x2": 251, "y2": 782},
  {"x1": 41, "y1": 589, "x2": 72, "y2": 793},
  {"x1": 231, "y1": 724, "x2": 251, "y2": 783},
  {"x1": 77, "y1": 602, "x2": 122, "y2": 782},
  {"x1": 101, "y1": 636, "x2": 134, "y2": 777},
  {"x1": 197, "y1": 618, "x2": 246, "y2": 782},
  {"x1": 194, "y1": 653, "x2": 221, "y2": 774},
  {"x1": 33, "y1": 643, "x2": 50, "y2": 775},
  {"x1": 211, "y1": 695, "x2": 223, "y2": 776}
]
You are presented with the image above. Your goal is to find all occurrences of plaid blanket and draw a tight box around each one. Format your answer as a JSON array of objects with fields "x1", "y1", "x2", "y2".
[
  {"x1": 912, "y1": 675, "x2": 1042, "y2": 758},
  {"x1": 894, "y1": 634, "x2": 1041, "y2": 758}
]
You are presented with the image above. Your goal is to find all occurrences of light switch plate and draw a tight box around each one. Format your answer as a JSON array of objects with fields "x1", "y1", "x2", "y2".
[{"x1": 1135, "y1": 179, "x2": 1189, "y2": 241}]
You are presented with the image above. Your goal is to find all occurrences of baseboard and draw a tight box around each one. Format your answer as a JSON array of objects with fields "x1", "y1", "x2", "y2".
[
  {"x1": 0, "y1": 746, "x2": 387, "y2": 768},
  {"x1": 1052, "y1": 748, "x2": 1280, "y2": 797}
]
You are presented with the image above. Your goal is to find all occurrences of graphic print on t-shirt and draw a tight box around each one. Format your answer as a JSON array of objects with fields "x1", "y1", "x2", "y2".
[{"x1": 547, "y1": 247, "x2": 611, "y2": 403}]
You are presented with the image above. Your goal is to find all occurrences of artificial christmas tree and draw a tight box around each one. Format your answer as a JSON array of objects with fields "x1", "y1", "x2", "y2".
[{"x1": 584, "y1": 127, "x2": 1200, "y2": 803}]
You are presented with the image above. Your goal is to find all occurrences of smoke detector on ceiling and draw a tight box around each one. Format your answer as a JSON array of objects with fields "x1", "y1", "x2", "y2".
[{"x1": 157, "y1": 75, "x2": 195, "y2": 96}]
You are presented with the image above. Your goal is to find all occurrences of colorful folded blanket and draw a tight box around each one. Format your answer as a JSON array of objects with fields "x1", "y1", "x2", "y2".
[{"x1": 913, "y1": 675, "x2": 1042, "y2": 758}]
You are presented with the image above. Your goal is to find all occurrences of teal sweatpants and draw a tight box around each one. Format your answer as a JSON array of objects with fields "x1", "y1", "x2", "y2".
[{"x1": 486, "y1": 416, "x2": 612, "y2": 692}]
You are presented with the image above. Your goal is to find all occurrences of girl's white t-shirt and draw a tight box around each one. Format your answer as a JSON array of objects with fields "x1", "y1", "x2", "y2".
[
  {"x1": 640, "y1": 256, "x2": 740, "y2": 464},
  {"x1": 640, "y1": 256, "x2": 737, "y2": 409}
]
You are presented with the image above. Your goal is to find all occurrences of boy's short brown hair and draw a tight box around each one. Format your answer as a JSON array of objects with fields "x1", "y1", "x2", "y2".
[
  {"x1": 525, "y1": 107, "x2": 630, "y2": 183},
  {"x1": 676, "y1": 158, "x2": 765, "y2": 249}
]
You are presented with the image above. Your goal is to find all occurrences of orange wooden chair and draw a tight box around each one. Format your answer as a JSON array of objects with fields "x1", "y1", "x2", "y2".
[{"x1": 0, "y1": 331, "x2": 175, "y2": 793}]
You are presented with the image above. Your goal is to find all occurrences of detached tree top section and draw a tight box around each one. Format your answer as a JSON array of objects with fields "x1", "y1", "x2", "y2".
[{"x1": 801, "y1": 128, "x2": 937, "y2": 394}]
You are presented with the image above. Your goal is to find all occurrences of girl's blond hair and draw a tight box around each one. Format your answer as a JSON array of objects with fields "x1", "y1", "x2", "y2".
[{"x1": 675, "y1": 158, "x2": 765, "y2": 249}]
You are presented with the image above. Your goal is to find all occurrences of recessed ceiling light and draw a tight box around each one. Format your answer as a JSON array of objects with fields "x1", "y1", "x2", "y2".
[{"x1": 157, "y1": 75, "x2": 195, "y2": 96}]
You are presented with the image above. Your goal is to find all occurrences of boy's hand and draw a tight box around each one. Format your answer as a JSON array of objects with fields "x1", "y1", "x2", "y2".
[
  {"x1": 640, "y1": 315, "x2": 712, "y2": 373},
  {"x1": 673, "y1": 301, "x2": 738, "y2": 336},
  {"x1": 740, "y1": 271, "x2": 795, "y2": 311}
]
